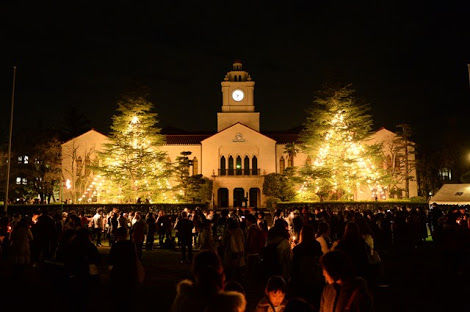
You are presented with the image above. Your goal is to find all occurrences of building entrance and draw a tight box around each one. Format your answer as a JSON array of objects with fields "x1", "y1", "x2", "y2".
[
  {"x1": 249, "y1": 188, "x2": 260, "y2": 208},
  {"x1": 218, "y1": 188, "x2": 228, "y2": 208},
  {"x1": 233, "y1": 188, "x2": 245, "y2": 207}
]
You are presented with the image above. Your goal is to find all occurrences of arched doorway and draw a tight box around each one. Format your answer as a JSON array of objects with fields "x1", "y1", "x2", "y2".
[
  {"x1": 218, "y1": 188, "x2": 228, "y2": 208},
  {"x1": 249, "y1": 188, "x2": 260, "y2": 208},
  {"x1": 233, "y1": 188, "x2": 245, "y2": 207}
]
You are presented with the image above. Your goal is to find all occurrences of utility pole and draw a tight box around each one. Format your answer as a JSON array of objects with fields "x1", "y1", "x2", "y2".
[{"x1": 5, "y1": 66, "x2": 17, "y2": 213}]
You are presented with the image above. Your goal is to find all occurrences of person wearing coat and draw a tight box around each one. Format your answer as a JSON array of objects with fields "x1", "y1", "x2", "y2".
[
  {"x1": 319, "y1": 251, "x2": 373, "y2": 312},
  {"x1": 10, "y1": 219, "x2": 34, "y2": 274}
]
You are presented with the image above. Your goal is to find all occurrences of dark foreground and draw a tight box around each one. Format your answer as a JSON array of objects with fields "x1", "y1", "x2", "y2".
[{"x1": 1, "y1": 244, "x2": 469, "y2": 312}]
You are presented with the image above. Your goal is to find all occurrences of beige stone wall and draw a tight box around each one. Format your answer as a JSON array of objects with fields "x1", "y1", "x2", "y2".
[
  {"x1": 217, "y1": 113, "x2": 260, "y2": 132},
  {"x1": 364, "y1": 128, "x2": 418, "y2": 199},
  {"x1": 61, "y1": 130, "x2": 109, "y2": 203},
  {"x1": 161, "y1": 145, "x2": 202, "y2": 174},
  {"x1": 202, "y1": 123, "x2": 276, "y2": 206}
]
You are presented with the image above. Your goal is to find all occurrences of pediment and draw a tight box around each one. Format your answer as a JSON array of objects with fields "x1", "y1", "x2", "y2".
[{"x1": 201, "y1": 122, "x2": 276, "y2": 144}]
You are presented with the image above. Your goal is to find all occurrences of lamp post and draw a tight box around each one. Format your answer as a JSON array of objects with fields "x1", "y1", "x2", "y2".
[{"x1": 4, "y1": 66, "x2": 17, "y2": 213}]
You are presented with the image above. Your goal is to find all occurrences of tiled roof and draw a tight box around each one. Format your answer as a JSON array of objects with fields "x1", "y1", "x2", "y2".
[
  {"x1": 164, "y1": 132, "x2": 301, "y2": 145},
  {"x1": 164, "y1": 134, "x2": 213, "y2": 145},
  {"x1": 263, "y1": 132, "x2": 300, "y2": 144}
]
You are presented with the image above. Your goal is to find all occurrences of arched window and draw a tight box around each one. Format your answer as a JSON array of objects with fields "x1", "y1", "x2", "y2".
[
  {"x1": 244, "y1": 156, "x2": 250, "y2": 175},
  {"x1": 85, "y1": 155, "x2": 91, "y2": 175},
  {"x1": 239, "y1": 75, "x2": 242, "y2": 81},
  {"x1": 234, "y1": 75, "x2": 237, "y2": 81},
  {"x1": 76, "y1": 156, "x2": 83, "y2": 176},
  {"x1": 252, "y1": 156, "x2": 258, "y2": 175},
  {"x1": 228, "y1": 156, "x2": 234, "y2": 175},
  {"x1": 236, "y1": 156, "x2": 242, "y2": 175},
  {"x1": 279, "y1": 156, "x2": 285, "y2": 174},
  {"x1": 220, "y1": 156, "x2": 226, "y2": 175},
  {"x1": 288, "y1": 155, "x2": 294, "y2": 168},
  {"x1": 192, "y1": 157, "x2": 198, "y2": 175},
  {"x1": 394, "y1": 155, "x2": 400, "y2": 170},
  {"x1": 305, "y1": 156, "x2": 312, "y2": 166}
]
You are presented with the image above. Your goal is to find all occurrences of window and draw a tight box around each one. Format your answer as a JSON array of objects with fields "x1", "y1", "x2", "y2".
[
  {"x1": 244, "y1": 156, "x2": 250, "y2": 175},
  {"x1": 305, "y1": 156, "x2": 312, "y2": 166},
  {"x1": 279, "y1": 156, "x2": 285, "y2": 174},
  {"x1": 228, "y1": 156, "x2": 234, "y2": 175},
  {"x1": 394, "y1": 155, "x2": 401, "y2": 170},
  {"x1": 76, "y1": 156, "x2": 83, "y2": 176},
  {"x1": 236, "y1": 156, "x2": 242, "y2": 175},
  {"x1": 16, "y1": 177, "x2": 26, "y2": 185},
  {"x1": 220, "y1": 156, "x2": 226, "y2": 175},
  {"x1": 192, "y1": 157, "x2": 198, "y2": 175},
  {"x1": 17, "y1": 156, "x2": 23, "y2": 163},
  {"x1": 24, "y1": 156, "x2": 29, "y2": 164},
  {"x1": 252, "y1": 156, "x2": 258, "y2": 175},
  {"x1": 439, "y1": 168, "x2": 452, "y2": 181},
  {"x1": 288, "y1": 155, "x2": 294, "y2": 168}
]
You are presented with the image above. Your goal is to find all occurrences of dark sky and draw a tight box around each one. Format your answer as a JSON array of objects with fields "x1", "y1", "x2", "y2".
[{"x1": 1, "y1": 1, "x2": 470, "y2": 150}]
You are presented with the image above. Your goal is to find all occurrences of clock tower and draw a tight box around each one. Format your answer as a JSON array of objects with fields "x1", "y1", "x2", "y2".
[{"x1": 217, "y1": 61, "x2": 260, "y2": 132}]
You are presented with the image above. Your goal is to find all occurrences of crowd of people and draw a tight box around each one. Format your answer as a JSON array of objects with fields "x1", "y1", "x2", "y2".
[{"x1": 0, "y1": 204, "x2": 468, "y2": 311}]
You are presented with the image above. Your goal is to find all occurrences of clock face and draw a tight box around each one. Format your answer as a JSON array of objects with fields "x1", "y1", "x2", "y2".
[{"x1": 232, "y1": 89, "x2": 244, "y2": 102}]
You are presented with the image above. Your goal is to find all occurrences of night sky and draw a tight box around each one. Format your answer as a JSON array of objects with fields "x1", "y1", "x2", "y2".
[{"x1": 2, "y1": 1, "x2": 470, "y2": 152}]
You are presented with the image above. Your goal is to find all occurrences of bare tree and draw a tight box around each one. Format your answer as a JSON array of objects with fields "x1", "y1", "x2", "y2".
[{"x1": 62, "y1": 141, "x2": 95, "y2": 203}]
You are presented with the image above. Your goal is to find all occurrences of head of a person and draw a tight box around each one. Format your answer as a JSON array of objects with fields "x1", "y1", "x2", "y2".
[
  {"x1": 192, "y1": 250, "x2": 225, "y2": 292},
  {"x1": 265, "y1": 276, "x2": 287, "y2": 307},
  {"x1": 205, "y1": 291, "x2": 246, "y2": 312},
  {"x1": 274, "y1": 218, "x2": 288, "y2": 230},
  {"x1": 320, "y1": 251, "x2": 354, "y2": 284},
  {"x1": 342, "y1": 222, "x2": 361, "y2": 241},
  {"x1": 284, "y1": 298, "x2": 313, "y2": 312},
  {"x1": 298, "y1": 224, "x2": 313, "y2": 244},
  {"x1": 245, "y1": 214, "x2": 257, "y2": 226},
  {"x1": 96, "y1": 208, "x2": 103, "y2": 215},
  {"x1": 316, "y1": 222, "x2": 330, "y2": 237}
]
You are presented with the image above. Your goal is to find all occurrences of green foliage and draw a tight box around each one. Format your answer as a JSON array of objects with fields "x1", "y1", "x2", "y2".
[
  {"x1": 299, "y1": 85, "x2": 388, "y2": 200},
  {"x1": 172, "y1": 151, "x2": 213, "y2": 203},
  {"x1": 263, "y1": 170, "x2": 296, "y2": 202},
  {"x1": 98, "y1": 96, "x2": 171, "y2": 203}
]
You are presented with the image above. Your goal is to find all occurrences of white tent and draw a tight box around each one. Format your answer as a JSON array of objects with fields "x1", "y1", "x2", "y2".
[{"x1": 429, "y1": 184, "x2": 470, "y2": 205}]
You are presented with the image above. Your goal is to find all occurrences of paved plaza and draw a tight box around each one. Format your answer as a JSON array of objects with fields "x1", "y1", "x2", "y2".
[{"x1": 1, "y1": 243, "x2": 468, "y2": 312}]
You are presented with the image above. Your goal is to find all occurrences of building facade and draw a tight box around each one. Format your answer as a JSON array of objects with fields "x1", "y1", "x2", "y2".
[{"x1": 61, "y1": 61, "x2": 418, "y2": 206}]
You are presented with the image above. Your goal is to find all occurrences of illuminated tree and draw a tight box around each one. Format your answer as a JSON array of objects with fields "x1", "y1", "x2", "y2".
[
  {"x1": 98, "y1": 96, "x2": 171, "y2": 203},
  {"x1": 299, "y1": 86, "x2": 387, "y2": 200}
]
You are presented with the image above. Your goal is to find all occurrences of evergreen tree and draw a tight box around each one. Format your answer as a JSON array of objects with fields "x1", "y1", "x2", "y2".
[
  {"x1": 299, "y1": 86, "x2": 387, "y2": 200},
  {"x1": 172, "y1": 151, "x2": 213, "y2": 203},
  {"x1": 98, "y1": 96, "x2": 171, "y2": 203}
]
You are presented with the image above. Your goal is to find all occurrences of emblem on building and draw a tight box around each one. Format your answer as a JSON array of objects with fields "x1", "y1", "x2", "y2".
[{"x1": 232, "y1": 132, "x2": 245, "y2": 142}]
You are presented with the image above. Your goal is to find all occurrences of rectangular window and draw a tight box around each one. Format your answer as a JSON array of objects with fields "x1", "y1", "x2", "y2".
[
  {"x1": 16, "y1": 177, "x2": 21, "y2": 184},
  {"x1": 22, "y1": 178, "x2": 27, "y2": 185},
  {"x1": 17, "y1": 156, "x2": 23, "y2": 163},
  {"x1": 24, "y1": 156, "x2": 29, "y2": 164}
]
